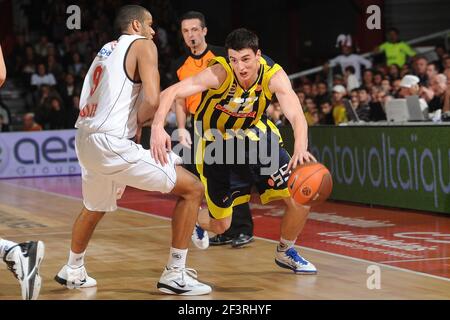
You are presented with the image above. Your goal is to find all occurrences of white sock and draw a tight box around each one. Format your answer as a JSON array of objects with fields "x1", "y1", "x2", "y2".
[
  {"x1": 167, "y1": 247, "x2": 188, "y2": 269},
  {"x1": 68, "y1": 250, "x2": 86, "y2": 268},
  {"x1": 0, "y1": 239, "x2": 17, "y2": 258},
  {"x1": 278, "y1": 237, "x2": 296, "y2": 252}
]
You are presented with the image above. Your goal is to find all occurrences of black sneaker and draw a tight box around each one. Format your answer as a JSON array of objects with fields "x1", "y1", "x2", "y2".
[
  {"x1": 209, "y1": 234, "x2": 233, "y2": 246},
  {"x1": 231, "y1": 234, "x2": 254, "y2": 248}
]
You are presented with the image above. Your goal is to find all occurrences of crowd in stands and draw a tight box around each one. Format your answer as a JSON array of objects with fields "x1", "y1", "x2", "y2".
[
  {"x1": 267, "y1": 28, "x2": 450, "y2": 127},
  {"x1": 0, "y1": 3, "x2": 449, "y2": 132},
  {"x1": 0, "y1": 0, "x2": 182, "y2": 132}
]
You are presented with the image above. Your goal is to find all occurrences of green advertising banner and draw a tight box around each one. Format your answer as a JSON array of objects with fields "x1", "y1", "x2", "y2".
[{"x1": 280, "y1": 125, "x2": 450, "y2": 214}]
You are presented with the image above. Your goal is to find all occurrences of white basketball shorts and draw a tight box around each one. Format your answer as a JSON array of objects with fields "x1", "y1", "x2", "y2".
[{"x1": 75, "y1": 130, "x2": 181, "y2": 212}]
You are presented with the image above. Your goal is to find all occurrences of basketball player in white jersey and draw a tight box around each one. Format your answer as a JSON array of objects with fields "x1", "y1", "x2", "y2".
[
  {"x1": 0, "y1": 44, "x2": 45, "y2": 300},
  {"x1": 54, "y1": 5, "x2": 211, "y2": 296}
]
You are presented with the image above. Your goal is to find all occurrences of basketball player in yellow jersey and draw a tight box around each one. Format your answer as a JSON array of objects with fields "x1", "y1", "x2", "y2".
[
  {"x1": 152, "y1": 28, "x2": 317, "y2": 274},
  {"x1": 0, "y1": 44, "x2": 45, "y2": 300},
  {"x1": 173, "y1": 11, "x2": 254, "y2": 249}
]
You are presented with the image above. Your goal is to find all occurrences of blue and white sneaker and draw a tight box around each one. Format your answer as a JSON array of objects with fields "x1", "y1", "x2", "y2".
[
  {"x1": 191, "y1": 223, "x2": 209, "y2": 250},
  {"x1": 275, "y1": 247, "x2": 317, "y2": 274}
]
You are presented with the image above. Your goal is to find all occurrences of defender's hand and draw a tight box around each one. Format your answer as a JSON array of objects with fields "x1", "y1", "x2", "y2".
[{"x1": 150, "y1": 125, "x2": 171, "y2": 165}]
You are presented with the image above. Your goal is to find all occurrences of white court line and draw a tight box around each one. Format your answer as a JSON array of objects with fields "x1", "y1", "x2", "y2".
[
  {"x1": 379, "y1": 257, "x2": 450, "y2": 264},
  {"x1": 4, "y1": 180, "x2": 450, "y2": 283}
]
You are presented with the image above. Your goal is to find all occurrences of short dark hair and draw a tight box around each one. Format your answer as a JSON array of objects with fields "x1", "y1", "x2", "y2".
[
  {"x1": 358, "y1": 86, "x2": 368, "y2": 93},
  {"x1": 114, "y1": 5, "x2": 150, "y2": 32},
  {"x1": 225, "y1": 28, "x2": 259, "y2": 53},
  {"x1": 428, "y1": 61, "x2": 441, "y2": 72},
  {"x1": 387, "y1": 27, "x2": 399, "y2": 34},
  {"x1": 345, "y1": 65, "x2": 355, "y2": 74},
  {"x1": 180, "y1": 11, "x2": 206, "y2": 28}
]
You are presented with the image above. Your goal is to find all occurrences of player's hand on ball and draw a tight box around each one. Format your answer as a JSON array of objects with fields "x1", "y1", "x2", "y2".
[
  {"x1": 151, "y1": 124, "x2": 171, "y2": 165},
  {"x1": 288, "y1": 150, "x2": 316, "y2": 171}
]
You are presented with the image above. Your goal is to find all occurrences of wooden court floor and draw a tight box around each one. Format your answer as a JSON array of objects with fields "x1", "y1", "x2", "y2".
[{"x1": 1, "y1": 182, "x2": 450, "y2": 300}]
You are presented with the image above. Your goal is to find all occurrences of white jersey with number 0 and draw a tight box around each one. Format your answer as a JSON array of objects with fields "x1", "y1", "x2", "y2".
[{"x1": 76, "y1": 34, "x2": 145, "y2": 139}]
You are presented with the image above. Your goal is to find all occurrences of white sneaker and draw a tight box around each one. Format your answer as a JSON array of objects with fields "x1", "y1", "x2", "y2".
[
  {"x1": 54, "y1": 265, "x2": 97, "y2": 289},
  {"x1": 157, "y1": 266, "x2": 212, "y2": 295},
  {"x1": 4, "y1": 241, "x2": 45, "y2": 300},
  {"x1": 275, "y1": 247, "x2": 317, "y2": 274},
  {"x1": 191, "y1": 223, "x2": 209, "y2": 249}
]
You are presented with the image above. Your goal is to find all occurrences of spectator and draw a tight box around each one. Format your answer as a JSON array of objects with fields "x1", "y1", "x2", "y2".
[
  {"x1": 426, "y1": 62, "x2": 440, "y2": 85},
  {"x1": 400, "y1": 63, "x2": 412, "y2": 77},
  {"x1": 412, "y1": 56, "x2": 429, "y2": 85},
  {"x1": 388, "y1": 63, "x2": 401, "y2": 81},
  {"x1": 392, "y1": 78, "x2": 402, "y2": 97},
  {"x1": 443, "y1": 56, "x2": 450, "y2": 71},
  {"x1": 31, "y1": 63, "x2": 56, "y2": 89},
  {"x1": 47, "y1": 97, "x2": 66, "y2": 129},
  {"x1": 362, "y1": 69, "x2": 374, "y2": 90},
  {"x1": 66, "y1": 95, "x2": 80, "y2": 129},
  {"x1": 59, "y1": 73, "x2": 80, "y2": 107},
  {"x1": 22, "y1": 45, "x2": 37, "y2": 83},
  {"x1": 315, "y1": 81, "x2": 330, "y2": 106},
  {"x1": 345, "y1": 65, "x2": 360, "y2": 92},
  {"x1": 373, "y1": 71, "x2": 383, "y2": 87},
  {"x1": 34, "y1": 85, "x2": 62, "y2": 127},
  {"x1": 295, "y1": 88, "x2": 306, "y2": 105},
  {"x1": 47, "y1": 54, "x2": 64, "y2": 82},
  {"x1": 350, "y1": 91, "x2": 359, "y2": 109},
  {"x1": 303, "y1": 97, "x2": 319, "y2": 126},
  {"x1": 444, "y1": 68, "x2": 450, "y2": 86},
  {"x1": 328, "y1": 43, "x2": 372, "y2": 82},
  {"x1": 426, "y1": 74, "x2": 448, "y2": 112},
  {"x1": 435, "y1": 44, "x2": 447, "y2": 63},
  {"x1": 333, "y1": 74, "x2": 345, "y2": 86},
  {"x1": 377, "y1": 27, "x2": 416, "y2": 67},
  {"x1": 311, "y1": 83, "x2": 318, "y2": 97},
  {"x1": 301, "y1": 83, "x2": 312, "y2": 97},
  {"x1": 22, "y1": 113, "x2": 42, "y2": 131},
  {"x1": 381, "y1": 79, "x2": 392, "y2": 93},
  {"x1": 319, "y1": 100, "x2": 334, "y2": 125},
  {"x1": 331, "y1": 85, "x2": 348, "y2": 124},
  {"x1": 355, "y1": 87, "x2": 371, "y2": 121},
  {"x1": 68, "y1": 52, "x2": 84, "y2": 76},
  {"x1": 399, "y1": 75, "x2": 429, "y2": 112},
  {"x1": 34, "y1": 35, "x2": 52, "y2": 58}
]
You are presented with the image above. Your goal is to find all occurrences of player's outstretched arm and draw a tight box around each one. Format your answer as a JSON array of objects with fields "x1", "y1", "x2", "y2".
[
  {"x1": 150, "y1": 63, "x2": 226, "y2": 165},
  {"x1": 269, "y1": 69, "x2": 316, "y2": 170},
  {"x1": 136, "y1": 39, "x2": 160, "y2": 125},
  {"x1": 0, "y1": 45, "x2": 6, "y2": 87}
]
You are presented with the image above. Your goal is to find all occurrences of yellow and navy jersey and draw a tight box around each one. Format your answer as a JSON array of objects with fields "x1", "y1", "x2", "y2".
[{"x1": 194, "y1": 55, "x2": 282, "y2": 140}]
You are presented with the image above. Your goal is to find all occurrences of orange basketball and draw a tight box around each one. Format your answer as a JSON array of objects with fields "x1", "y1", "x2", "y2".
[{"x1": 288, "y1": 162, "x2": 333, "y2": 206}]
